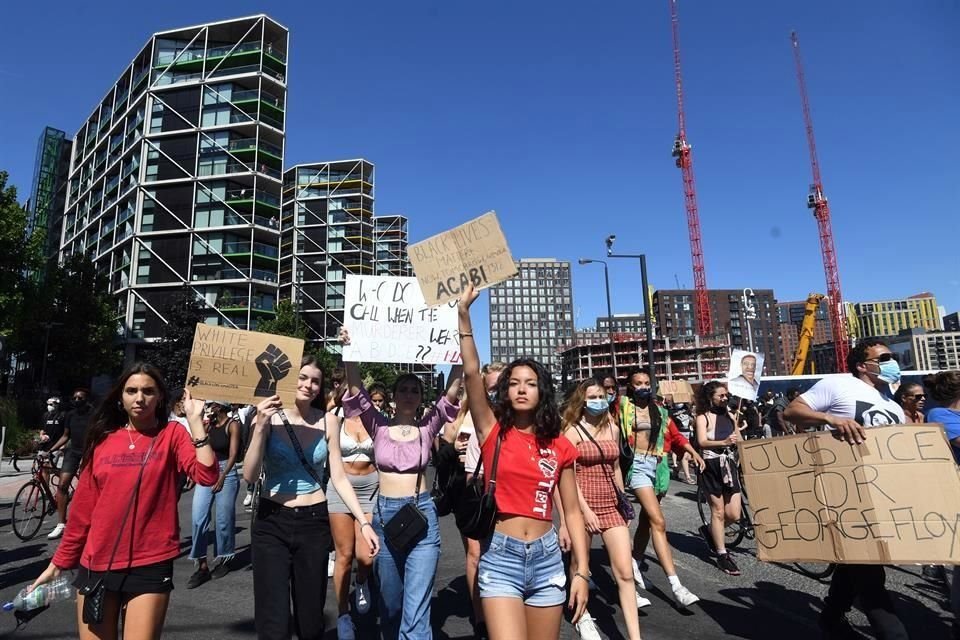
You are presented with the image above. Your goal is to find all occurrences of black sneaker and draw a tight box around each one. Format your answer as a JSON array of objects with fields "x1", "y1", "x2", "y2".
[
  {"x1": 818, "y1": 614, "x2": 863, "y2": 639},
  {"x1": 211, "y1": 561, "x2": 230, "y2": 580},
  {"x1": 187, "y1": 567, "x2": 211, "y2": 589},
  {"x1": 473, "y1": 621, "x2": 488, "y2": 640},
  {"x1": 922, "y1": 564, "x2": 947, "y2": 583},
  {"x1": 716, "y1": 552, "x2": 741, "y2": 576},
  {"x1": 699, "y1": 524, "x2": 717, "y2": 553}
]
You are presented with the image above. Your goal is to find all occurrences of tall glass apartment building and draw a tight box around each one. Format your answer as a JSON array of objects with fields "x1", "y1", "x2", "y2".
[
  {"x1": 29, "y1": 127, "x2": 73, "y2": 266},
  {"x1": 58, "y1": 15, "x2": 288, "y2": 356},
  {"x1": 374, "y1": 215, "x2": 412, "y2": 277},
  {"x1": 280, "y1": 160, "x2": 375, "y2": 352}
]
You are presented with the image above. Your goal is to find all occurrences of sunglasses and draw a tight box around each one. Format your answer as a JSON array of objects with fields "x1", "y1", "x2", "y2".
[
  {"x1": 908, "y1": 394, "x2": 926, "y2": 400},
  {"x1": 864, "y1": 353, "x2": 898, "y2": 364}
]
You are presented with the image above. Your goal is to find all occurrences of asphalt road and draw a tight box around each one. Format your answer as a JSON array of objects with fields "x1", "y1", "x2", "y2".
[{"x1": 0, "y1": 461, "x2": 953, "y2": 639}]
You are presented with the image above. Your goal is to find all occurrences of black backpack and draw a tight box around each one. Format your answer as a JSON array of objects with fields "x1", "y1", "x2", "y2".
[{"x1": 431, "y1": 440, "x2": 465, "y2": 516}]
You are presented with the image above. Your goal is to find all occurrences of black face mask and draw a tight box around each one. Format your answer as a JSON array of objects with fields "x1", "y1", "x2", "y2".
[
  {"x1": 71, "y1": 397, "x2": 87, "y2": 408},
  {"x1": 632, "y1": 388, "x2": 652, "y2": 404},
  {"x1": 710, "y1": 404, "x2": 726, "y2": 415}
]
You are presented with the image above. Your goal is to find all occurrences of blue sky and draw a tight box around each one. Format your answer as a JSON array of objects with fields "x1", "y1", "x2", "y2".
[{"x1": 1, "y1": 1, "x2": 957, "y2": 362}]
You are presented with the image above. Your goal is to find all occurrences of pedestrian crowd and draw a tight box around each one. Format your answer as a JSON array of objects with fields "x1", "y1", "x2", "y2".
[{"x1": 19, "y1": 284, "x2": 960, "y2": 640}]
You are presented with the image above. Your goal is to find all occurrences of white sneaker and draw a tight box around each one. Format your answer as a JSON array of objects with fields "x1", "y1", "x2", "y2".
[
  {"x1": 636, "y1": 592, "x2": 652, "y2": 608},
  {"x1": 575, "y1": 614, "x2": 602, "y2": 640},
  {"x1": 242, "y1": 491, "x2": 253, "y2": 507},
  {"x1": 631, "y1": 558, "x2": 646, "y2": 589},
  {"x1": 671, "y1": 583, "x2": 700, "y2": 608},
  {"x1": 47, "y1": 523, "x2": 65, "y2": 539},
  {"x1": 355, "y1": 580, "x2": 371, "y2": 614}
]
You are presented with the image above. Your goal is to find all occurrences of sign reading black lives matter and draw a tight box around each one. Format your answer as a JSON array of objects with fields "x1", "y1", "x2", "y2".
[
  {"x1": 407, "y1": 211, "x2": 518, "y2": 306},
  {"x1": 342, "y1": 275, "x2": 461, "y2": 365},
  {"x1": 186, "y1": 324, "x2": 304, "y2": 406},
  {"x1": 740, "y1": 425, "x2": 960, "y2": 564}
]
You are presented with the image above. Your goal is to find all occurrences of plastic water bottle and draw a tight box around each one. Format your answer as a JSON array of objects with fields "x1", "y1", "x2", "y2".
[{"x1": 2, "y1": 576, "x2": 74, "y2": 612}]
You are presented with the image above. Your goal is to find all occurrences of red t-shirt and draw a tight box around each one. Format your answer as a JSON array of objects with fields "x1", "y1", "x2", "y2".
[
  {"x1": 53, "y1": 421, "x2": 219, "y2": 571},
  {"x1": 663, "y1": 419, "x2": 690, "y2": 454},
  {"x1": 480, "y1": 423, "x2": 578, "y2": 521}
]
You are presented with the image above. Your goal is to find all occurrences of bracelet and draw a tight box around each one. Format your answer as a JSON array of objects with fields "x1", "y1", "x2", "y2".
[
  {"x1": 192, "y1": 436, "x2": 210, "y2": 448},
  {"x1": 459, "y1": 332, "x2": 473, "y2": 338},
  {"x1": 360, "y1": 522, "x2": 373, "y2": 530},
  {"x1": 573, "y1": 572, "x2": 590, "y2": 585}
]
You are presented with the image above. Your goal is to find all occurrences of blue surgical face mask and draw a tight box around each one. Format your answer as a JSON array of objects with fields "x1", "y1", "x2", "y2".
[
  {"x1": 606, "y1": 393, "x2": 616, "y2": 404},
  {"x1": 585, "y1": 399, "x2": 609, "y2": 416},
  {"x1": 877, "y1": 359, "x2": 901, "y2": 385}
]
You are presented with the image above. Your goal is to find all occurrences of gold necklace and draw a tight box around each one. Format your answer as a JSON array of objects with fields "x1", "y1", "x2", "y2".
[{"x1": 126, "y1": 425, "x2": 144, "y2": 450}]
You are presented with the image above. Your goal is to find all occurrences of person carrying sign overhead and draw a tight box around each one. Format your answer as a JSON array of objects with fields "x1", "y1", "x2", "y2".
[{"x1": 784, "y1": 338, "x2": 909, "y2": 640}]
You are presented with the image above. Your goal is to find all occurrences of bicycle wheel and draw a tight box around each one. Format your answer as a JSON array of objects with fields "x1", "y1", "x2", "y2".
[
  {"x1": 794, "y1": 562, "x2": 835, "y2": 580},
  {"x1": 12, "y1": 480, "x2": 47, "y2": 541},
  {"x1": 697, "y1": 483, "x2": 745, "y2": 548}
]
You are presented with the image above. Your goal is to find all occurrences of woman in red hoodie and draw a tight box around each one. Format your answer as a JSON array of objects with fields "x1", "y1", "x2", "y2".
[{"x1": 29, "y1": 363, "x2": 219, "y2": 639}]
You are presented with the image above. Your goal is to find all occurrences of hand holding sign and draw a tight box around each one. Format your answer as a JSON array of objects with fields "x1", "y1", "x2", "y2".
[
  {"x1": 457, "y1": 284, "x2": 480, "y2": 313},
  {"x1": 255, "y1": 344, "x2": 292, "y2": 397}
]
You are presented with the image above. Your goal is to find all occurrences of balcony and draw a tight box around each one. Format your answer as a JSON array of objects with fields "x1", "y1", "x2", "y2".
[
  {"x1": 192, "y1": 266, "x2": 279, "y2": 283},
  {"x1": 233, "y1": 88, "x2": 285, "y2": 115},
  {"x1": 199, "y1": 161, "x2": 281, "y2": 181},
  {"x1": 225, "y1": 188, "x2": 280, "y2": 209},
  {"x1": 223, "y1": 240, "x2": 280, "y2": 261},
  {"x1": 217, "y1": 295, "x2": 276, "y2": 314},
  {"x1": 227, "y1": 137, "x2": 283, "y2": 161}
]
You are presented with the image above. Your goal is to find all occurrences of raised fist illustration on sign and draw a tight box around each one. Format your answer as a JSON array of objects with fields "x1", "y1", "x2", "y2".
[{"x1": 254, "y1": 344, "x2": 292, "y2": 397}]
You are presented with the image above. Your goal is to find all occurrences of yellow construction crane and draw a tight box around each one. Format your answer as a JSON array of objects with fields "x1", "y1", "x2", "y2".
[{"x1": 790, "y1": 293, "x2": 826, "y2": 375}]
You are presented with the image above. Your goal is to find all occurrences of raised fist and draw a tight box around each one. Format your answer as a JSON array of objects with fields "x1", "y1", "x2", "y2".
[{"x1": 255, "y1": 344, "x2": 292, "y2": 397}]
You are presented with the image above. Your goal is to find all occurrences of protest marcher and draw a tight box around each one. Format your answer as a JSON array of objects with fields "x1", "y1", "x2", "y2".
[
  {"x1": 36, "y1": 397, "x2": 64, "y2": 490},
  {"x1": 925, "y1": 372, "x2": 960, "y2": 592},
  {"x1": 340, "y1": 328, "x2": 462, "y2": 640},
  {"x1": 458, "y1": 285, "x2": 589, "y2": 640},
  {"x1": 368, "y1": 383, "x2": 393, "y2": 419},
  {"x1": 28, "y1": 363, "x2": 219, "y2": 640},
  {"x1": 187, "y1": 400, "x2": 241, "y2": 587},
  {"x1": 619, "y1": 370, "x2": 700, "y2": 608},
  {"x1": 695, "y1": 381, "x2": 743, "y2": 576},
  {"x1": 328, "y1": 401, "x2": 377, "y2": 632},
  {"x1": 667, "y1": 401, "x2": 696, "y2": 483},
  {"x1": 242, "y1": 355, "x2": 379, "y2": 640},
  {"x1": 784, "y1": 339, "x2": 909, "y2": 640},
  {"x1": 894, "y1": 382, "x2": 926, "y2": 424},
  {"x1": 561, "y1": 378, "x2": 643, "y2": 640},
  {"x1": 46, "y1": 388, "x2": 94, "y2": 540}
]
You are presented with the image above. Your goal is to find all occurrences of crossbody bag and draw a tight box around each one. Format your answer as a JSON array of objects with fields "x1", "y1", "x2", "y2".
[
  {"x1": 575, "y1": 421, "x2": 635, "y2": 521},
  {"x1": 455, "y1": 430, "x2": 503, "y2": 540},
  {"x1": 277, "y1": 411, "x2": 326, "y2": 487},
  {"x1": 80, "y1": 437, "x2": 157, "y2": 625},
  {"x1": 376, "y1": 429, "x2": 428, "y2": 554}
]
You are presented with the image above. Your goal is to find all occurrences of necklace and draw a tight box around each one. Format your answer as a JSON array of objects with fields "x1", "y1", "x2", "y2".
[
  {"x1": 125, "y1": 425, "x2": 145, "y2": 450},
  {"x1": 399, "y1": 424, "x2": 413, "y2": 437}
]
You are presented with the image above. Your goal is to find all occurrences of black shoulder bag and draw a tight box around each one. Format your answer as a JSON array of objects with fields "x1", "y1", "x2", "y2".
[
  {"x1": 277, "y1": 411, "x2": 326, "y2": 488},
  {"x1": 378, "y1": 430, "x2": 429, "y2": 554},
  {"x1": 455, "y1": 430, "x2": 503, "y2": 540},
  {"x1": 575, "y1": 422, "x2": 635, "y2": 521},
  {"x1": 80, "y1": 437, "x2": 157, "y2": 625}
]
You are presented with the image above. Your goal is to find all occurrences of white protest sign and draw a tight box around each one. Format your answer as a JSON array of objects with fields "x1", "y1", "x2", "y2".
[{"x1": 342, "y1": 275, "x2": 462, "y2": 365}]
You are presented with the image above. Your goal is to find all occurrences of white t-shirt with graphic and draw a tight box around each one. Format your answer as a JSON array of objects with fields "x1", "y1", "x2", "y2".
[{"x1": 799, "y1": 375, "x2": 904, "y2": 427}]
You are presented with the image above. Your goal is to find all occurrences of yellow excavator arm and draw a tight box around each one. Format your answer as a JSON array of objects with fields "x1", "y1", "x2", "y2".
[{"x1": 790, "y1": 293, "x2": 826, "y2": 375}]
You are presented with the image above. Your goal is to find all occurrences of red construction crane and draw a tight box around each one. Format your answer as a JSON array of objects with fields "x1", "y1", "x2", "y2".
[
  {"x1": 790, "y1": 31, "x2": 850, "y2": 372},
  {"x1": 669, "y1": 0, "x2": 713, "y2": 336}
]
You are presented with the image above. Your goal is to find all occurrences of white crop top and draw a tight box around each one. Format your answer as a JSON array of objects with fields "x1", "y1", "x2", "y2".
[{"x1": 341, "y1": 421, "x2": 374, "y2": 463}]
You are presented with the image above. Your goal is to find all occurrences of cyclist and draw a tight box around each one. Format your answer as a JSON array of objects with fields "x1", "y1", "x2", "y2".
[
  {"x1": 46, "y1": 389, "x2": 92, "y2": 540},
  {"x1": 37, "y1": 397, "x2": 65, "y2": 486},
  {"x1": 695, "y1": 381, "x2": 743, "y2": 576}
]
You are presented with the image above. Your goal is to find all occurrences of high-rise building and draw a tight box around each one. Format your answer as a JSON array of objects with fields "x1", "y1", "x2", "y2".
[
  {"x1": 653, "y1": 288, "x2": 783, "y2": 375},
  {"x1": 56, "y1": 15, "x2": 289, "y2": 357},
  {"x1": 374, "y1": 215, "x2": 412, "y2": 277},
  {"x1": 846, "y1": 293, "x2": 942, "y2": 338},
  {"x1": 280, "y1": 160, "x2": 374, "y2": 352},
  {"x1": 777, "y1": 297, "x2": 832, "y2": 372},
  {"x1": 489, "y1": 258, "x2": 574, "y2": 379},
  {"x1": 887, "y1": 328, "x2": 960, "y2": 371},
  {"x1": 28, "y1": 127, "x2": 73, "y2": 267},
  {"x1": 941, "y1": 311, "x2": 958, "y2": 333},
  {"x1": 596, "y1": 314, "x2": 646, "y2": 334}
]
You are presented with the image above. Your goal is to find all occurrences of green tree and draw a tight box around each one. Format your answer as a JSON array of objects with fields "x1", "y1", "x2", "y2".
[
  {"x1": 151, "y1": 292, "x2": 207, "y2": 386},
  {"x1": 358, "y1": 362, "x2": 400, "y2": 389},
  {"x1": 0, "y1": 171, "x2": 41, "y2": 337}
]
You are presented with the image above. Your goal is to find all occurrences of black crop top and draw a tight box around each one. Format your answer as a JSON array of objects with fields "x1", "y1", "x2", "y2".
[{"x1": 208, "y1": 421, "x2": 231, "y2": 460}]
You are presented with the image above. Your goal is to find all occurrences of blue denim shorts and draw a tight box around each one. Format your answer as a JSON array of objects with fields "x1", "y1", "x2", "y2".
[
  {"x1": 478, "y1": 529, "x2": 566, "y2": 607},
  {"x1": 627, "y1": 454, "x2": 659, "y2": 490}
]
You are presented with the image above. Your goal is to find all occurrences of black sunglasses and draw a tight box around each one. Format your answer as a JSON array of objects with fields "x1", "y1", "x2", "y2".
[
  {"x1": 864, "y1": 353, "x2": 898, "y2": 364},
  {"x1": 908, "y1": 394, "x2": 926, "y2": 400}
]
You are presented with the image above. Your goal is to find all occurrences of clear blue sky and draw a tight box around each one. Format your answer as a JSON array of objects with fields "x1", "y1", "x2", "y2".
[{"x1": 1, "y1": 1, "x2": 957, "y2": 363}]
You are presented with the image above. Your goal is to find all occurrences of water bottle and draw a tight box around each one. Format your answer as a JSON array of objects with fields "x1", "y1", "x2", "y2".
[{"x1": 2, "y1": 576, "x2": 74, "y2": 612}]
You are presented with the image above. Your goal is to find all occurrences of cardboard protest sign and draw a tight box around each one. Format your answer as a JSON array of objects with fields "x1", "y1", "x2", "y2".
[
  {"x1": 407, "y1": 211, "x2": 518, "y2": 306},
  {"x1": 342, "y1": 275, "x2": 461, "y2": 365},
  {"x1": 726, "y1": 349, "x2": 763, "y2": 401},
  {"x1": 658, "y1": 380, "x2": 695, "y2": 404},
  {"x1": 739, "y1": 425, "x2": 960, "y2": 564},
  {"x1": 186, "y1": 324, "x2": 304, "y2": 406}
]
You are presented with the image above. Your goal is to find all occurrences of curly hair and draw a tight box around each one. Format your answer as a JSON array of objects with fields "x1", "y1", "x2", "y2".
[
  {"x1": 847, "y1": 338, "x2": 888, "y2": 376},
  {"x1": 893, "y1": 382, "x2": 923, "y2": 407},
  {"x1": 926, "y1": 371, "x2": 960, "y2": 404},
  {"x1": 697, "y1": 380, "x2": 728, "y2": 416},
  {"x1": 494, "y1": 358, "x2": 561, "y2": 442}
]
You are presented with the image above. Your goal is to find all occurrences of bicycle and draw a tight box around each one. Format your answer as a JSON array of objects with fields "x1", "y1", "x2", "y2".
[
  {"x1": 696, "y1": 450, "x2": 753, "y2": 549},
  {"x1": 11, "y1": 451, "x2": 75, "y2": 541}
]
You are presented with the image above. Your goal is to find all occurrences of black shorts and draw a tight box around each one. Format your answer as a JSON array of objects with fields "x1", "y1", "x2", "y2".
[
  {"x1": 61, "y1": 449, "x2": 82, "y2": 475},
  {"x1": 700, "y1": 457, "x2": 741, "y2": 498},
  {"x1": 74, "y1": 560, "x2": 174, "y2": 595}
]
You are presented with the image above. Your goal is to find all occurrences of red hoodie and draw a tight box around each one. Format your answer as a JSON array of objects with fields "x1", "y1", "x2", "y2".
[{"x1": 53, "y1": 421, "x2": 218, "y2": 571}]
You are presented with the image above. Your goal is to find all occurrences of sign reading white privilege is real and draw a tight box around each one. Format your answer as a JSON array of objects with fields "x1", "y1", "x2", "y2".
[{"x1": 342, "y1": 275, "x2": 462, "y2": 365}]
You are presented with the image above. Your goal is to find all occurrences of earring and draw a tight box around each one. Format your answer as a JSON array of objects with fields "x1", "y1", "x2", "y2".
[{"x1": 117, "y1": 401, "x2": 123, "y2": 411}]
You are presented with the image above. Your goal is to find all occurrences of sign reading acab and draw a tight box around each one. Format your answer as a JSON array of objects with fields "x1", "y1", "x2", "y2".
[{"x1": 186, "y1": 324, "x2": 304, "y2": 406}]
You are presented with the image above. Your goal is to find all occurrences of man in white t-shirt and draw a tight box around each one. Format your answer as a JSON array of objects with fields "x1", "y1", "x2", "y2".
[{"x1": 784, "y1": 338, "x2": 908, "y2": 640}]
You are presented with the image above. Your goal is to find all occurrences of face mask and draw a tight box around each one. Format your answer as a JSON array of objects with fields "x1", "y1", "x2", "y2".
[
  {"x1": 606, "y1": 393, "x2": 616, "y2": 404},
  {"x1": 46, "y1": 404, "x2": 55, "y2": 412},
  {"x1": 632, "y1": 388, "x2": 652, "y2": 403},
  {"x1": 876, "y1": 359, "x2": 901, "y2": 385},
  {"x1": 711, "y1": 404, "x2": 726, "y2": 414},
  {"x1": 71, "y1": 397, "x2": 86, "y2": 408},
  {"x1": 487, "y1": 392, "x2": 498, "y2": 405},
  {"x1": 585, "y1": 399, "x2": 609, "y2": 416}
]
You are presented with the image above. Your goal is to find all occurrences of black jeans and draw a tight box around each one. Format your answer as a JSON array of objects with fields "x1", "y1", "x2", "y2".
[
  {"x1": 252, "y1": 500, "x2": 331, "y2": 640},
  {"x1": 822, "y1": 564, "x2": 909, "y2": 640}
]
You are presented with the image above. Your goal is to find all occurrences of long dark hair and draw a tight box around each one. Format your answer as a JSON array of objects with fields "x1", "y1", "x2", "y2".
[
  {"x1": 625, "y1": 370, "x2": 662, "y2": 450},
  {"x1": 697, "y1": 380, "x2": 728, "y2": 416},
  {"x1": 81, "y1": 363, "x2": 170, "y2": 470},
  {"x1": 494, "y1": 358, "x2": 561, "y2": 442}
]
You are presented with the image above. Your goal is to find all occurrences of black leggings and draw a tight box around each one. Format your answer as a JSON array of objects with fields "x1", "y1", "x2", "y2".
[
  {"x1": 252, "y1": 500, "x2": 331, "y2": 640},
  {"x1": 823, "y1": 564, "x2": 908, "y2": 640}
]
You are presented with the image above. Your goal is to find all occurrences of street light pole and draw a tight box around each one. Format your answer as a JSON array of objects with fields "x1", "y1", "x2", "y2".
[
  {"x1": 741, "y1": 287, "x2": 757, "y2": 354},
  {"x1": 578, "y1": 259, "x2": 617, "y2": 380},
  {"x1": 605, "y1": 236, "x2": 657, "y2": 389}
]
